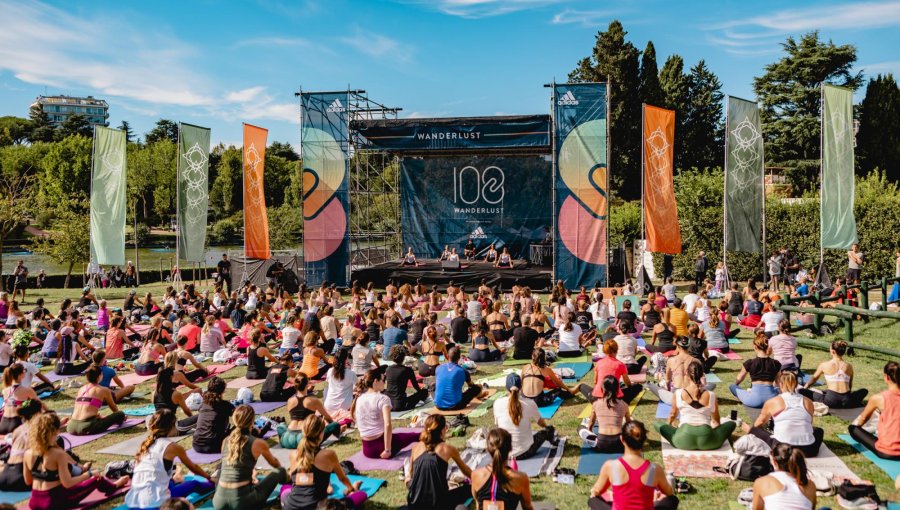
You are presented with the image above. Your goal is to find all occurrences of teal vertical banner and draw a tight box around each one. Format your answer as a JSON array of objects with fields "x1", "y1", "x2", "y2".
[
  {"x1": 821, "y1": 85, "x2": 857, "y2": 249},
  {"x1": 553, "y1": 83, "x2": 608, "y2": 288},
  {"x1": 177, "y1": 123, "x2": 210, "y2": 263},
  {"x1": 90, "y1": 126, "x2": 127, "y2": 266},
  {"x1": 725, "y1": 97, "x2": 764, "y2": 253}
]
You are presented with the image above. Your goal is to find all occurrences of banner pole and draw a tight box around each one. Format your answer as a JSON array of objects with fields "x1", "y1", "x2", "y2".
[
  {"x1": 550, "y1": 81, "x2": 557, "y2": 289},
  {"x1": 133, "y1": 199, "x2": 140, "y2": 287},
  {"x1": 722, "y1": 97, "x2": 729, "y2": 289},
  {"x1": 759, "y1": 98, "x2": 767, "y2": 289},
  {"x1": 606, "y1": 75, "x2": 611, "y2": 288},
  {"x1": 640, "y1": 104, "x2": 646, "y2": 262},
  {"x1": 242, "y1": 123, "x2": 248, "y2": 287},
  {"x1": 173, "y1": 124, "x2": 182, "y2": 290},
  {"x1": 88, "y1": 125, "x2": 100, "y2": 298},
  {"x1": 819, "y1": 83, "x2": 825, "y2": 272}
]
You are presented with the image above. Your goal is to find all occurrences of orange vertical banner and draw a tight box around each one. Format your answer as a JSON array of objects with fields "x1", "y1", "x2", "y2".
[
  {"x1": 243, "y1": 123, "x2": 270, "y2": 259},
  {"x1": 642, "y1": 105, "x2": 681, "y2": 255}
]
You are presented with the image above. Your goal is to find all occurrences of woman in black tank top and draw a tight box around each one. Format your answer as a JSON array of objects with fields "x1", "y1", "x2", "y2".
[
  {"x1": 647, "y1": 323, "x2": 677, "y2": 353},
  {"x1": 406, "y1": 415, "x2": 473, "y2": 510},
  {"x1": 260, "y1": 353, "x2": 296, "y2": 402},
  {"x1": 472, "y1": 429, "x2": 534, "y2": 510},
  {"x1": 246, "y1": 330, "x2": 279, "y2": 380},
  {"x1": 153, "y1": 351, "x2": 201, "y2": 416}
]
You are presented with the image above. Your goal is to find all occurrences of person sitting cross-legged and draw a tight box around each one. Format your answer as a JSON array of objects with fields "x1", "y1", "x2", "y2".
[
  {"x1": 654, "y1": 361, "x2": 736, "y2": 451},
  {"x1": 433, "y1": 347, "x2": 486, "y2": 411},
  {"x1": 494, "y1": 374, "x2": 557, "y2": 460}
]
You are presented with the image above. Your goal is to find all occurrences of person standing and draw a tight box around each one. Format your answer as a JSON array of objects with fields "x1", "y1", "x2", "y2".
[
  {"x1": 694, "y1": 251, "x2": 708, "y2": 288},
  {"x1": 768, "y1": 251, "x2": 783, "y2": 292},
  {"x1": 12, "y1": 260, "x2": 28, "y2": 304},
  {"x1": 217, "y1": 254, "x2": 232, "y2": 293},
  {"x1": 847, "y1": 243, "x2": 863, "y2": 284}
]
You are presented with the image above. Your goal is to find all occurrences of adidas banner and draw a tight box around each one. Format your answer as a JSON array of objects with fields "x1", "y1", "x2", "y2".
[
  {"x1": 553, "y1": 83, "x2": 609, "y2": 288},
  {"x1": 400, "y1": 156, "x2": 552, "y2": 259},
  {"x1": 353, "y1": 115, "x2": 550, "y2": 151},
  {"x1": 301, "y1": 92, "x2": 350, "y2": 286}
]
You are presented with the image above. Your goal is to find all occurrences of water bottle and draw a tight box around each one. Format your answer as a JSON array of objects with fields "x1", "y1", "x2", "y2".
[{"x1": 666, "y1": 472, "x2": 676, "y2": 489}]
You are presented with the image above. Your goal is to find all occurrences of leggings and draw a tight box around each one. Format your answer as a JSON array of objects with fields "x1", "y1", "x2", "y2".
[
  {"x1": 361, "y1": 431, "x2": 421, "y2": 458},
  {"x1": 655, "y1": 422, "x2": 736, "y2": 451},
  {"x1": 848, "y1": 425, "x2": 900, "y2": 460},
  {"x1": 592, "y1": 433, "x2": 624, "y2": 454},
  {"x1": 67, "y1": 411, "x2": 126, "y2": 435},
  {"x1": 589, "y1": 495, "x2": 679, "y2": 510},
  {"x1": 516, "y1": 427, "x2": 557, "y2": 460},
  {"x1": 280, "y1": 484, "x2": 369, "y2": 510},
  {"x1": 729, "y1": 383, "x2": 780, "y2": 409},
  {"x1": 580, "y1": 384, "x2": 643, "y2": 404},
  {"x1": 525, "y1": 390, "x2": 563, "y2": 408},
  {"x1": 29, "y1": 475, "x2": 119, "y2": 510},
  {"x1": 468, "y1": 348, "x2": 501, "y2": 362},
  {"x1": 277, "y1": 422, "x2": 342, "y2": 449},
  {"x1": 260, "y1": 386, "x2": 295, "y2": 402},
  {"x1": 436, "y1": 386, "x2": 483, "y2": 411},
  {"x1": 417, "y1": 360, "x2": 438, "y2": 378},
  {"x1": 749, "y1": 426, "x2": 824, "y2": 458},
  {"x1": 558, "y1": 349, "x2": 585, "y2": 358},
  {"x1": 182, "y1": 369, "x2": 208, "y2": 383},
  {"x1": 0, "y1": 415, "x2": 22, "y2": 434},
  {"x1": 391, "y1": 389, "x2": 429, "y2": 412},
  {"x1": 211, "y1": 468, "x2": 287, "y2": 510},
  {"x1": 170, "y1": 477, "x2": 216, "y2": 500},
  {"x1": 626, "y1": 357, "x2": 648, "y2": 374},
  {"x1": 644, "y1": 344, "x2": 675, "y2": 354},
  {"x1": 135, "y1": 361, "x2": 162, "y2": 376},
  {"x1": 55, "y1": 361, "x2": 90, "y2": 376},
  {"x1": 798, "y1": 388, "x2": 868, "y2": 409},
  {"x1": 0, "y1": 461, "x2": 28, "y2": 491}
]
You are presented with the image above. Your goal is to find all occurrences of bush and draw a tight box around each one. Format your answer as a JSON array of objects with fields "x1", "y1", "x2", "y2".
[
  {"x1": 133, "y1": 223, "x2": 150, "y2": 246},
  {"x1": 269, "y1": 205, "x2": 303, "y2": 250},
  {"x1": 208, "y1": 213, "x2": 243, "y2": 245}
]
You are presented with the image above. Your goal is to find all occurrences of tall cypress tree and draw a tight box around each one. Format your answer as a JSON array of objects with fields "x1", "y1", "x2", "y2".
[
  {"x1": 639, "y1": 41, "x2": 664, "y2": 107},
  {"x1": 856, "y1": 74, "x2": 900, "y2": 181},
  {"x1": 28, "y1": 104, "x2": 55, "y2": 143},
  {"x1": 683, "y1": 60, "x2": 724, "y2": 170},
  {"x1": 659, "y1": 55, "x2": 690, "y2": 171}
]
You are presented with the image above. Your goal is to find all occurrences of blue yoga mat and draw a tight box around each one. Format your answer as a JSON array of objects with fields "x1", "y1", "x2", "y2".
[
  {"x1": 0, "y1": 491, "x2": 30, "y2": 504},
  {"x1": 123, "y1": 403, "x2": 158, "y2": 416},
  {"x1": 0, "y1": 387, "x2": 61, "y2": 406},
  {"x1": 576, "y1": 445, "x2": 621, "y2": 475},
  {"x1": 839, "y1": 433, "x2": 900, "y2": 480},
  {"x1": 539, "y1": 397, "x2": 564, "y2": 419},
  {"x1": 728, "y1": 338, "x2": 741, "y2": 345},
  {"x1": 656, "y1": 401, "x2": 672, "y2": 419},
  {"x1": 111, "y1": 475, "x2": 214, "y2": 510},
  {"x1": 330, "y1": 474, "x2": 386, "y2": 499},
  {"x1": 705, "y1": 372, "x2": 722, "y2": 384},
  {"x1": 635, "y1": 336, "x2": 647, "y2": 347},
  {"x1": 556, "y1": 362, "x2": 592, "y2": 381}
]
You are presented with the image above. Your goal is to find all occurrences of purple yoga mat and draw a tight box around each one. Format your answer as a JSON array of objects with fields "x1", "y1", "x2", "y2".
[
  {"x1": 345, "y1": 427, "x2": 422, "y2": 471},
  {"x1": 61, "y1": 418, "x2": 144, "y2": 448},
  {"x1": 248, "y1": 401, "x2": 287, "y2": 414},
  {"x1": 181, "y1": 428, "x2": 278, "y2": 464}
]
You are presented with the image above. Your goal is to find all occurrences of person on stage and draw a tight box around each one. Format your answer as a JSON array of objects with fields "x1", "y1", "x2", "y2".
[
  {"x1": 439, "y1": 245, "x2": 451, "y2": 261},
  {"x1": 464, "y1": 239, "x2": 476, "y2": 259},
  {"x1": 401, "y1": 247, "x2": 419, "y2": 267},
  {"x1": 494, "y1": 247, "x2": 513, "y2": 269},
  {"x1": 485, "y1": 243, "x2": 498, "y2": 263},
  {"x1": 447, "y1": 248, "x2": 460, "y2": 262}
]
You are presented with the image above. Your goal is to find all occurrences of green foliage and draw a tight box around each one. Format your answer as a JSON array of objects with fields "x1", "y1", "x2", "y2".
[
  {"x1": 39, "y1": 135, "x2": 93, "y2": 203},
  {"x1": 149, "y1": 139, "x2": 177, "y2": 221},
  {"x1": 639, "y1": 41, "x2": 663, "y2": 107},
  {"x1": 118, "y1": 120, "x2": 134, "y2": 143},
  {"x1": 57, "y1": 113, "x2": 93, "y2": 139},
  {"x1": 268, "y1": 141, "x2": 299, "y2": 161},
  {"x1": 658, "y1": 54, "x2": 689, "y2": 171},
  {"x1": 683, "y1": 60, "x2": 724, "y2": 170},
  {"x1": 208, "y1": 213, "x2": 243, "y2": 245},
  {"x1": 608, "y1": 200, "x2": 641, "y2": 249},
  {"x1": 30, "y1": 197, "x2": 91, "y2": 287},
  {"x1": 856, "y1": 74, "x2": 900, "y2": 180},
  {"x1": 144, "y1": 119, "x2": 179, "y2": 144},
  {"x1": 133, "y1": 223, "x2": 150, "y2": 246},
  {"x1": 209, "y1": 146, "x2": 242, "y2": 218},
  {"x1": 0, "y1": 116, "x2": 31, "y2": 146},
  {"x1": 263, "y1": 154, "x2": 293, "y2": 208},
  {"x1": 780, "y1": 159, "x2": 820, "y2": 196},
  {"x1": 285, "y1": 159, "x2": 305, "y2": 208},
  {"x1": 28, "y1": 104, "x2": 55, "y2": 143},
  {"x1": 268, "y1": 205, "x2": 303, "y2": 249}
]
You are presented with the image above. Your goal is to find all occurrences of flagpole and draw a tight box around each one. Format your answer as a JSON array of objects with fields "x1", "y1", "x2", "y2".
[
  {"x1": 88, "y1": 125, "x2": 100, "y2": 298},
  {"x1": 606, "y1": 75, "x2": 611, "y2": 288},
  {"x1": 723, "y1": 97, "x2": 730, "y2": 291},
  {"x1": 819, "y1": 83, "x2": 825, "y2": 272},
  {"x1": 174, "y1": 123, "x2": 182, "y2": 290},
  {"x1": 759, "y1": 98, "x2": 767, "y2": 291},
  {"x1": 640, "y1": 103, "x2": 646, "y2": 281},
  {"x1": 550, "y1": 81, "x2": 557, "y2": 289},
  {"x1": 242, "y1": 123, "x2": 248, "y2": 287}
]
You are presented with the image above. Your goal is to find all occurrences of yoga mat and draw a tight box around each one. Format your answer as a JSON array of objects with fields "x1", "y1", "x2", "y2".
[
  {"x1": 226, "y1": 376, "x2": 265, "y2": 389},
  {"x1": 470, "y1": 389, "x2": 507, "y2": 418},
  {"x1": 329, "y1": 474, "x2": 386, "y2": 499},
  {"x1": 656, "y1": 401, "x2": 672, "y2": 419},
  {"x1": 829, "y1": 406, "x2": 867, "y2": 422},
  {"x1": 110, "y1": 476, "x2": 213, "y2": 510},
  {"x1": 60, "y1": 418, "x2": 143, "y2": 448},
  {"x1": 839, "y1": 433, "x2": 900, "y2": 480},
  {"x1": 248, "y1": 401, "x2": 287, "y2": 414},
  {"x1": 576, "y1": 446, "x2": 621, "y2": 475},
  {"x1": 346, "y1": 444, "x2": 414, "y2": 471},
  {"x1": 430, "y1": 388, "x2": 498, "y2": 416},
  {"x1": 743, "y1": 405, "x2": 763, "y2": 424},
  {"x1": 97, "y1": 434, "x2": 188, "y2": 456},
  {"x1": 661, "y1": 439, "x2": 733, "y2": 478},
  {"x1": 123, "y1": 403, "x2": 158, "y2": 416},
  {"x1": 476, "y1": 368, "x2": 516, "y2": 388},
  {"x1": 628, "y1": 366, "x2": 648, "y2": 384},
  {"x1": 538, "y1": 397, "x2": 564, "y2": 419},
  {"x1": 516, "y1": 438, "x2": 567, "y2": 477},
  {"x1": 0, "y1": 492, "x2": 29, "y2": 505},
  {"x1": 555, "y1": 362, "x2": 592, "y2": 381},
  {"x1": 181, "y1": 449, "x2": 223, "y2": 464},
  {"x1": 20, "y1": 485, "x2": 132, "y2": 510},
  {"x1": 504, "y1": 351, "x2": 593, "y2": 366},
  {"x1": 705, "y1": 372, "x2": 722, "y2": 384},
  {"x1": 45, "y1": 371, "x2": 79, "y2": 383},
  {"x1": 710, "y1": 349, "x2": 742, "y2": 360},
  {"x1": 116, "y1": 372, "x2": 157, "y2": 386},
  {"x1": 196, "y1": 480, "x2": 280, "y2": 509},
  {"x1": 728, "y1": 337, "x2": 741, "y2": 344},
  {"x1": 805, "y1": 443, "x2": 859, "y2": 481}
]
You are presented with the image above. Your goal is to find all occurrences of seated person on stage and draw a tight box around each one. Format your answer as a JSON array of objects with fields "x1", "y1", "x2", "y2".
[
  {"x1": 579, "y1": 339, "x2": 643, "y2": 404},
  {"x1": 495, "y1": 374, "x2": 557, "y2": 460},
  {"x1": 434, "y1": 347, "x2": 487, "y2": 411},
  {"x1": 730, "y1": 334, "x2": 781, "y2": 408},
  {"x1": 612, "y1": 321, "x2": 647, "y2": 374},
  {"x1": 469, "y1": 321, "x2": 505, "y2": 362},
  {"x1": 384, "y1": 345, "x2": 429, "y2": 412},
  {"x1": 91, "y1": 350, "x2": 136, "y2": 403},
  {"x1": 522, "y1": 348, "x2": 578, "y2": 407},
  {"x1": 557, "y1": 311, "x2": 594, "y2": 357},
  {"x1": 799, "y1": 340, "x2": 867, "y2": 409},
  {"x1": 494, "y1": 247, "x2": 513, "y2": 268},
  {"x1": 447, "y1": 248, "x2": 461, "y2": 262},
  {"x1": 67, "y1": 365, "x2": 127, "y2": 436},
  {"x1": 742, "y1": 372, "x2": 824, "y2": 458},
  {"x1": 354, "y1": 369, "x2": 421, "y2": 459},
  {"x1": 405, "y1": 414, "x2": 473, "y2": 510},
  {"x1": 579, "y1": 375, "x2": 631, "y2": 453},
  {"x1": 439, "y1": 245, "x2": 452, "y2": 261},
  {"x1": 401, "y1": 247, "x2": 419, "y2": 267},
  {"x1": 655, "y1": 361, "x2": 736, "y2": 451},
  {"x1": 848, "y1": 361, "x2": 900, "y2": 460},
  {"x1": 484, "y1": 243, "x2": 499, "y2": 263},
  {"x1": 751, "y1": 443, "x2": 817, "y2": 510},
  {"x1": 278, "y1": 373, "x2": 342, "y2": 449},
  {"x1": 464, "y1": 239, "x2": 476, "y2": 259},
  {"x1": 511, "y1": 316, "x2": 541, "y2": 359},
  {"x1": 471, "y1": 429, "x2": 535, "y2": 510},
  {"x1": 588, "y1": 420, "x2": 679, "y2": 510}
]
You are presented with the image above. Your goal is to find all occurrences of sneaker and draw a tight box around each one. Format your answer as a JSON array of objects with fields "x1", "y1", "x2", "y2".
[
  {"x1": 580, "y1": 417, "x2": 591, "y2": 429},
  {"x1": 674, "y1": 479, "x2": 692, "y2": 494},
  {"x1": 578, "y1": 427, "x2": 598, "y2": 448},
  {"x1": 836, "y1": 495, "x2": 879, "y2": 509},
  {"x1": 449, "y1": 414, "x2": 470, "y2": 428}
]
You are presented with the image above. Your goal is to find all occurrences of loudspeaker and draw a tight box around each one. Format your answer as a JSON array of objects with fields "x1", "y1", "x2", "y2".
[{"x1": 442, "y1": 260, "x2": 461, "y2": 271}]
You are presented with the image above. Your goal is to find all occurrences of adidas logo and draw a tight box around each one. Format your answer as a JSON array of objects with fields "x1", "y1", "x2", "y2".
[
  {"x1": 557, "y1": 90, "x2": 579, "y2": 106},
  {"x1": 326, "y1": 98, "x2": 345, "y2": 113},
  {"x1": 469, "y1": 227, "x2": 487, "y2": 239}
]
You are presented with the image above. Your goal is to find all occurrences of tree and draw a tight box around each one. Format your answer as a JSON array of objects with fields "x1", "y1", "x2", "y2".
[
  {"x1": 39, "y1": 135, "x2": 93, "y2": 203},
  {"x1": 682, "y1": 60, "x2": 724, "y2": 170},
  {"x1": 659, "y1": 55, "x2": 690, "y2": 171},
  {"x1": 856, "y1": 74, "x2": 900, "y2": 181},
  {"x1": 0, "y1": 145, "x2": 40, "y2": 291},
  {"x1": 28, "y1": 104, "x2": 55, "y2": 143},
  {"x1": 0, "y1": 116, "x2": 31, "y2": 146},
  {"x1": 145, "y1": 119, "x2": 179, "y2": 144},
  {"x1": 263, "y1": 154, "x2": 293, "y2": 208},
  {"x1": 753, "y1": 31, "x2": 863, "y2": 162},
  {"x1": 30, "y1": 198, "x2": 90, "y2": 288},
  {"x1": 268, "y1": 141, "x2": 299, "y2": 161},
  {"x1": 639, "y1": 41, "x2": 664, "y2": 107},
  {"x1": 118, "y1": 120, "x2": 134, "y2": 143},
  {"x1": 569, "y1": 20, "x2": 642, "y2": 199},
  {"x1": 209, "y1": 147, "x2": 242, "y2": 218},
  {"x1": 58, "y1": 114, "x2": 93, "y2": 139}
]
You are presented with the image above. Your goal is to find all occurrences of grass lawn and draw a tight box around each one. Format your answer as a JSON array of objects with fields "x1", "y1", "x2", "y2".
[{"x1": 16, "y1": 284, "x2": 900, "y2": 509}]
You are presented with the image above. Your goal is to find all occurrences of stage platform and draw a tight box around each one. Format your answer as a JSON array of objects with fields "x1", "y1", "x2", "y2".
[{"x1": 351, "y1": 259, "x2": 552, "y2": 291}]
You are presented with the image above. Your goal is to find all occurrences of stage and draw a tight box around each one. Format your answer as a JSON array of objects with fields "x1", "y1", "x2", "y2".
[{"x1": 350, "y1": 259, "x2": 552, "y2": 291}]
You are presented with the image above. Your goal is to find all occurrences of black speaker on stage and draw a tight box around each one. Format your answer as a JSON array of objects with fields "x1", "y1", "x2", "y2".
[{"x1": 442, "y1": 260, "x2": 461, "y2": 271}]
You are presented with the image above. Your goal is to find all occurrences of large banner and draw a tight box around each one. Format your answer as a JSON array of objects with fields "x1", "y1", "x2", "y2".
[
  {"x1": 176, "y1": 123, "x2": 210, "y2": 263},
  {"x1": 821, "y1": 85, "x2": 857, "y2": 249},
  {"x1": 89, "y1": 126, "x2": 127, "y2": 266},
  {"x1": 301, "y1": 92, "x2": 350, "y2": 286},
  {"x1": 554, "y1": 83, "x2": 608, "y2": 288},
  {"x1": 400, "y1": 156, "x2": 551, "y2": 259},
  {"x1": 243, "y1": 123, "x2": 270, "y2": 260},
  {"x1": 725, "y1": 97, "x2": 764, "y2": 253},
  {"x1": 642, "y1": 105, "x2": 681, "y2": 254},
  {"x1": 354, "y1": 115, "x2": 550, "y2": 151}
]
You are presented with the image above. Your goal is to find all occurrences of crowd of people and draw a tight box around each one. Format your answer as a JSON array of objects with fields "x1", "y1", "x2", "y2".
[{"x1": 0, "y1": 269, "x2": 897, "y2": 510}]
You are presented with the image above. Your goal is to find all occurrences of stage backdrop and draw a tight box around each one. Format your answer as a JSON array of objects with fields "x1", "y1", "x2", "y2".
[
  {"x1": 301, "y1": 92, "x2": 350, "y2": 286},
  {"x1": 400, "y1": 156, "x2": 552, "y2": 259},
  {"x1": 554, "y1": 83, "x2": 608, "y2": 288}
]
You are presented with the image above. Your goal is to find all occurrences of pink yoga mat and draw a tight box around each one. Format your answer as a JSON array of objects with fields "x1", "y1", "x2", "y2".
[
  {"x1": 345, "y1": 427, "x2": 422, "y2": 471},
  {"x1": 181, "y1": 428, "x2": 278, "y2": 464},
  {"x1": 16, "y1": 485, "x2": 130, "y2": 510},
  {"x1": 629, "y1": 367, "x2": 648, "y2": 384},
  {"x1": 711, "y1": 349, "x2": 742, "y2": 360},
  {"x1": 226, "y1": 375, "x2": 265, "y2": 389},
  {"x1": 116, "y1": 372, "x2": 156, "y2": 386},
  {"x1": 61, "y1": 418, "x2": 144, "y2": 448}
]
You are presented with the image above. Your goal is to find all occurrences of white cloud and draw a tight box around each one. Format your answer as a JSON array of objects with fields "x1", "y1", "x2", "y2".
[
  {"x1": 232, "y1": 37, "x2": 315, "y2": 49},
  {"x1": 340, "y1": 29, "x2": 413, "y2": 62},
  {"x1": 226, "y1": 86, "x2": 268, "y2": 103},
  {"x1": 551, "y1": 8, "x2": 616, "y2": 27},
  {"x1": 858, "y1": 60, "x2": 900, "y2": 75},
  {"x1": 400, "y1": 0, "x2": 568, "y2": 18}
]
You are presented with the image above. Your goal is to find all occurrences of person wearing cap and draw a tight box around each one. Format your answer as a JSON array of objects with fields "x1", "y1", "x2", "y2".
[{"x1": 493, "y1": 373, "x2": 556, "y2": 459}]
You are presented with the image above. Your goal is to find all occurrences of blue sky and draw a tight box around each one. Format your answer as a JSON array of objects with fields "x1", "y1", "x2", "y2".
[{"x1": 1, "y1": 0, "x2": 898, "y2": 148}]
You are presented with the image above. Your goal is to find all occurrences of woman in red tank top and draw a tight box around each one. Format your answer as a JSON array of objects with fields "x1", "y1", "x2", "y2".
[
  {"x1": 849, "y1": 361, "x2": 900, "y2": 460},
  {"x1": 588, "y1": 420, "x2": 679, "y2": 510}
]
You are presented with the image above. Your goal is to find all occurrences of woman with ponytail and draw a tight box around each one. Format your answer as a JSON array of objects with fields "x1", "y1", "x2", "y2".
[
  {"x1": 579, "y1": 375, "x2": 630, "y2": 454},
  {"x1": 281, "y1": 415, "x2": 367, "y2": 510},
  {"x1": 323, "y1": 346, "x2": 357, "y2": 421},
  {"x1": 0, "y1": 399, "x2": 46, "y2": 491},
  {"x1": 849, "y1": 361, "x2": 900, "y2": 460},
  {"x1": 471, "y1": 428, "x2": 534, "y2": 510},
  {"x1": 493, "y1": 374, "x2": 555, "y2": 460},
  {"x1": 588, "y1": 420, "x2": 678, "y2": 510},
  {"x1": 278, "y1": 373, "x2": 343, "y2": 449},
  {"x1": 745, "y1": 371, "x2": 824, "y2": 458},
  {"x1": 212, "y1": 405, "x2": 288, "y2": 510},
  {"x1": 153, "y1": 351, "x2": 202, "y2": 416},
  {"x1": 190, "y1": 376, "x2": 236, "y2": 454},
  {"x1": 799, "y1": 340, "x2": 867, "y2": 409},
  {"x1": 125, "y1": 409, "x2": 215, "y2": 510},
  {"x1": 1, "y1": 364, "x2": 46, "y2": 433},
  {"x1": 520, "y1": 347, "x2": 578, "y2": 407},
  {"x1": 67, "y1": 364, "x2": 126, "y2": 435},
  {"x1": 729, "y1": 333, "x2": 782, "y2": 408},
  {"x1": 354, "y1": 369, "x2": 421, "y2": 459},
  {"x1": 25, "y1": 413, "x2": 130, "y2": 510},
  {"x1": 406, "y1": 414, "x2": 472, "y2": 510},
  {"x1": 654, "y1": 361, "x2": 735, "y2": 451},
  {"x1": 751, "y1": 443, "x2": 815, "y2": 509}
]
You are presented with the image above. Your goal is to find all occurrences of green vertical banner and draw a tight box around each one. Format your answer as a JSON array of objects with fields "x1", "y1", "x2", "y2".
[
  {"x1": 89, "y1": 126, "x2": 127, "y2": 266},
  {"x1": 821, "y1": 85, "x2": 857, "y2": 249},
  {"x1": 724, "y1": 97, "x2": 764, "y2": 253},
  {"x1": 177, "y1": 123, "x2": 211, "y2": 262}
]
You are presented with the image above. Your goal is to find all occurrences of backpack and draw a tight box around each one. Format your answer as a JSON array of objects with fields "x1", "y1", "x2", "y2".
[{"x1": 723, "y1": 434, "x2": 773, "y2": 481}]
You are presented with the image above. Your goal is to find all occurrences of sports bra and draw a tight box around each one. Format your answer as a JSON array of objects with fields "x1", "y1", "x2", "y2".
[
  {"x1": 4, "y1": 384, "x2": 24, "y2": 409},
  {"x1": 476, "y1": 474, "x2": 521, "y2": 510},
  {"x1": 421, "y1": 341, "x2": 441, "y2": 358},
  {"x1": 521, "y1": 366, "x2": 544, "y2": 398},
  {"x1": 474, "y1": 335, "x2": 489, "y2": 347},
  {"x1": 824, "y1": 361, "x2": 852, "y2": 384},
  {"x1": 75, "y1": 384, "x2": 103, "y2": 409},
  {"x1": 29, "y1": 454, "x2": 60, "y2": 482},
  {"x1": 289, "y1": 394, "x2": 314, "y2": 421}
]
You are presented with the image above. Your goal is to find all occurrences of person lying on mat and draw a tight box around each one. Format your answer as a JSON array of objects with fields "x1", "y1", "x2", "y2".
[
  {"x1": 0, "y1": 364, "x2": 49, "y2": 434},
  {"x1": 730, "y1": 334, "x2": 782, "y2": 408},
  {"x1": 280, "y1": 415, "x2": 367, "y2": 510},
  {"x1": 384, "y1": 345, "x2": 429, "y2": 412},
  {"x1": 279, "y1": 373, "x2": 343, "y2": 449},
  {"x1": 579, "y1": 376, "x2": 631, "y2": 454},
  {"x1": 612, "y1": 321, "x2": 646, "y2": 374},
  {"x1": 67, "y1": 365, "x2": 126, "y2": 436},
  {"x1": 557, "y1": 311, "x2": 595, "y2": 357},
  {"x1": 246, "y1": 329, "x2": 280, "y2": 380},
  {"x1": 519, "y1": 348, "x2": 578, "y2": 407},
  {"x1": 799, "y1": 340, "x2": 866, "y2": 409},
  {"x1": 646, "y1": 338, "x2": 715, "y2": 406},
  {"x1": 742, "y1": 372, "x2": 824, "y2": 458},
  {"x1": 471, "y1": 428, "x2": 535, "y2": 510},
  {"x1": 434, "y1": 347, "x2": 487, "y2": 411},
  {"x1": 495, "y1": 374, "x2": 557, "y2": 460},
  {"x1": 154, "y1": 351, "x2": 202, "y2": 417},
  {"x1": 173, "y1": 335, "x2": 209, "y2": 383},
  {"x1": 579, "y1": 339, "x2": 643, "y2": 404},
  {"x1": 588, "y1": 420, "x2": 679, "y2": 510},
  {"x1": 699, "y1": 311, "x2": 729, "y2": 353},
  {"x1": 654, "y1": 361, "x2": 736, "y2": 451},
  {"x1": 646, "y1": 321, "x2": 677, "y2": 354},
  {"x1": 469, "y1": 321, "x2": 505, "y2": 362},
  {"x1": 684, "y1": 323, "x2": 716, "y2": 373},
  {"x1": 405, "y1": 414, "x2": 473, "y2": 510},
  {"x1": 125, "y1": 409, "x2": 215, "y2": 510},
  {"x1": 211, "y1": 405, "x2": 288, "y2": 510},
  {"x1": 848, "y1": 361, "x2": 900, "y2": 460},
  {"x1": 354, "y1": 369, "x2": 421, "y2": 459},
  {"x1": 751, "y1": 443, "x2": 816, "y2": 510},
  {"x1": 417, "y1": 325, "x2": 448, "y2": 377},
  {"x1": 260, "y1": 352, "x2": 298, "y2": 402}
]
